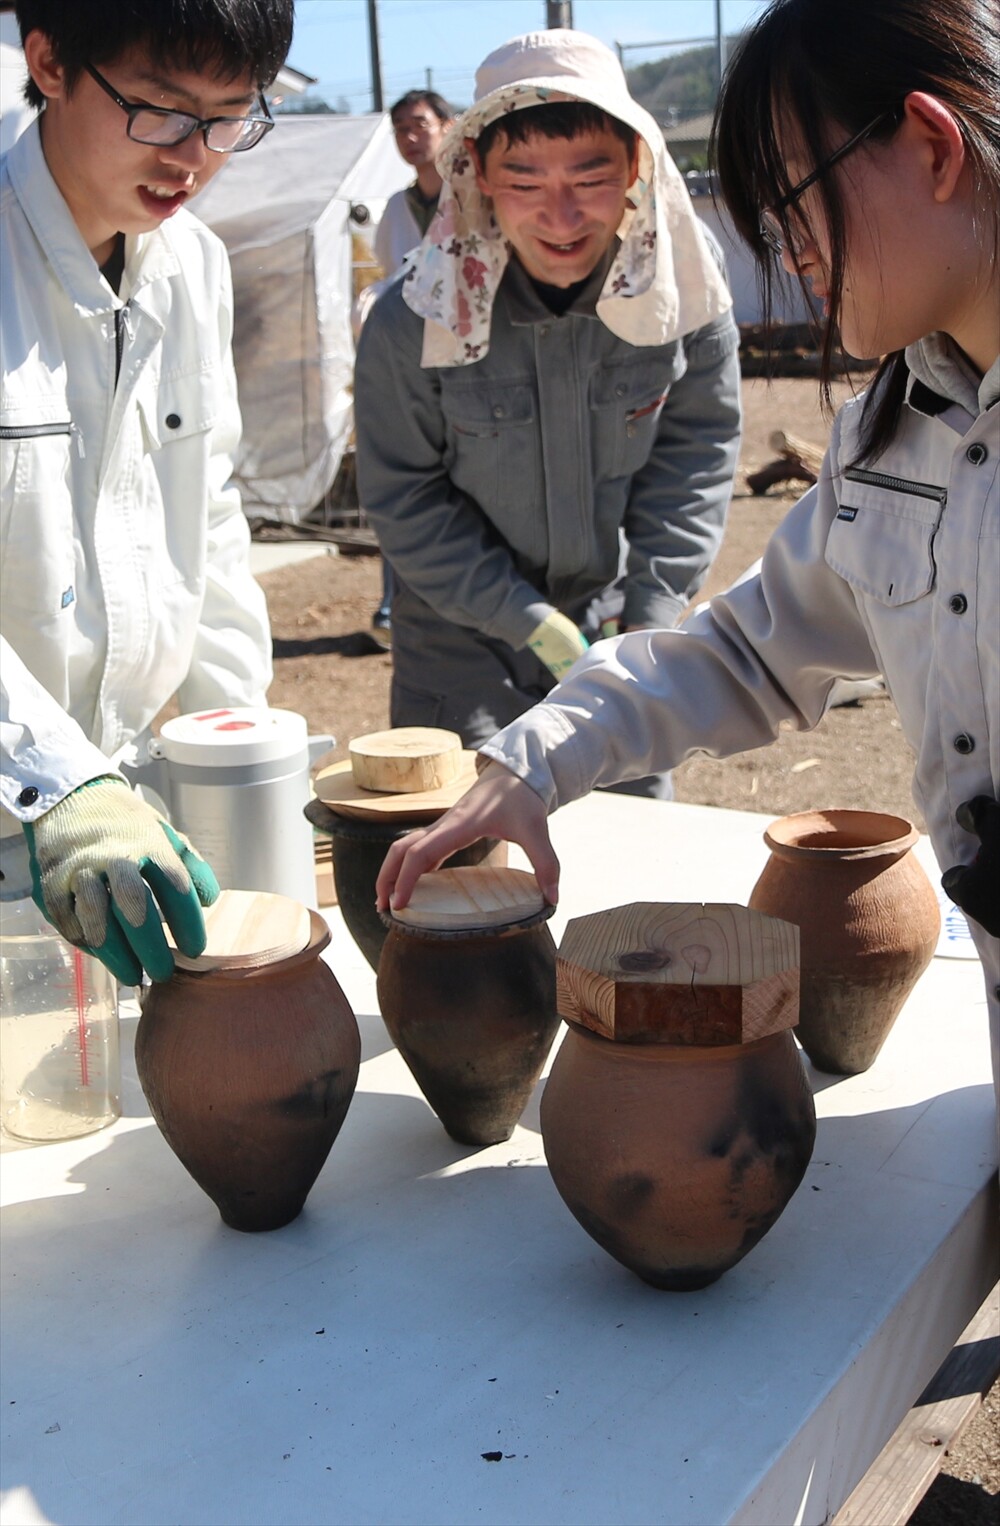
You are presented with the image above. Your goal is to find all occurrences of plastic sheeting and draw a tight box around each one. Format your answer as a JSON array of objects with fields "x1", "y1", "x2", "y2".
[{"x1": 194, "y1": 113, "x2": 412, "y2": 523}]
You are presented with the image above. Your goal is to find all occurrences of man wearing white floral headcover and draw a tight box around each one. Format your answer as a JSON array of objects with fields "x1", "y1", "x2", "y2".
[{"x1": 355, "y1": 29, "x2": 740, "y2": 795}]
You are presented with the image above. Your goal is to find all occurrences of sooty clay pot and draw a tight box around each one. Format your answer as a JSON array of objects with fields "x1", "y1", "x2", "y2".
[
  {"x1": 136, "y1": 911, "x2": 360, "y2": 1231},
  {"x1": 305, "y1": 799, "x2": 506, "y2": 972},
  {"x1": 540, "y1": 1024, "x2": 816, "y2": 1290},
  {"x1": 748, "y1": 809, "x2": 940, "y2": 1075},
  {"x1": 377, "y1": 891, "x2": 559, "y2": 1146}
]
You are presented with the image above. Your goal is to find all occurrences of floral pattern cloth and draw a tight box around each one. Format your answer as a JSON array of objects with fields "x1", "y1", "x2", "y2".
[{"x1": 402, "y1": 82, "x2": 732, "y2": 368}]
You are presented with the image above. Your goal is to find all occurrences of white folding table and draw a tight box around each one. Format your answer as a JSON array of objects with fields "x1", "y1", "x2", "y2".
[{"x1": 1, "y1": 796, "x2": 996, "y2": 1526}]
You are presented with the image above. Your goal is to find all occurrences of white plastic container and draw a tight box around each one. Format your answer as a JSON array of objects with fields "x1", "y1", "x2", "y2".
[{"x1": 146, "y1": 708, "x2": 324, "y2": 909}]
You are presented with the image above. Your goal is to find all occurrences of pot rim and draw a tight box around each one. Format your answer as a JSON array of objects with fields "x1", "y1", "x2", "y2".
[
  {"x1": 165, "y1": 908, "x2": 332, "y2": 982},
  {"x1": 762, "y1": 808, "x2": 919, "y2": 861}
]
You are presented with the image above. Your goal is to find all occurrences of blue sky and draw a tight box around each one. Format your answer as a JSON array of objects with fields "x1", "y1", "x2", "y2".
[{"x1": 286, "y1": 0, "x2": 774, "y2": 113}]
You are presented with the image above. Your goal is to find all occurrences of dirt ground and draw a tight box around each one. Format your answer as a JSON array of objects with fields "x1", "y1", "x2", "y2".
[
  {"x1": 254, "y1": 375, "x2": 997, "y2": 1523},
  {"x1": 258, "y1": 375, "x2": 921, "y2": 822}
]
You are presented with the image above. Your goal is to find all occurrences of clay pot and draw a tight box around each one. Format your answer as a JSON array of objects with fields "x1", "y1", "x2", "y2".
[
  {"x1": 748, "y1": 809, "x2": 940, "y2": 1075},
  {"x1": 305, "y1": 799, "x2": 506, "y2": 971},
  {"x1": 135, "y1": 910, "x2": 360, "y2": 1231},
  {"x1": 540, "y1": 1023, "x2": 816, "y2": 1290},
  {"x1": 377, "y1": 880, "x2": 559, "y2": 1145}
]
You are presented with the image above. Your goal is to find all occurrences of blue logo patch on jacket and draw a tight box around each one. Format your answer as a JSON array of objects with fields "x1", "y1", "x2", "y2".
[
  {"x1": 836, "y1": 506, "x2": 858, "y2": 522},
  {"x1": 60, "y1": 585, "x2": 75, "y2": 608}
]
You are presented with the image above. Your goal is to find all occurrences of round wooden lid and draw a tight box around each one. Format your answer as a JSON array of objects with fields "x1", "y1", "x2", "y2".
[
  {"x1": 348, "y1": 726, "x2": 462, "y2": 794},
  {"x1": 169, "y1": 888, "x2": 313, "y2": 971},
  {"x1": 314, "y1": 750, "x2": 480, "y2": 820},
  {"x1": 389, "y1": 866, "x2": 546, "y2": 931}
]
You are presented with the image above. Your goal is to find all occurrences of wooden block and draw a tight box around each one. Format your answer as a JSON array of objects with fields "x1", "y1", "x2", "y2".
[
  {"x1": 768, "y1": 428, "x2": 825, "y2": 475},
  {"x1": 390, "y1": 866, "x2": 546, "y2": 931},
  {"x1": 169, "y1": 888, "x2": 312, "y2": 972},
  {"x1": 314, "y1": 836, "x2": 338, "y2": 908},
  {"x1": 349, "y1": 726, "x2": 462, "y2": 793},
  {"x1": 556, "y1": 902, "x2": 799, "y2": 1045}
]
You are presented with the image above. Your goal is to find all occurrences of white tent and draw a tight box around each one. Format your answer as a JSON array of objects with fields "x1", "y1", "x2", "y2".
[{"x1": 194, "y1": 113, "x2": 412, "y2": 524}]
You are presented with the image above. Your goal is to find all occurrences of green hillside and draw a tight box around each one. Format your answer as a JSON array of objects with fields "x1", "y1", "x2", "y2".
[{"x1": 625, "y1": 37, "x2": 740, "y2": 122}]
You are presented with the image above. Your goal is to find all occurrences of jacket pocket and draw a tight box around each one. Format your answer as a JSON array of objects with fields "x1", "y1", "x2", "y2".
[
  {"x1": 589, "y1": 352, "x2": 684, "y2": 479},
  {"x1": 825, "y1": 470, "x2": 946, "y2": 605},
  {"x1": 136, "y1": 366, "x2": 220, "y2": 450},
  {"x1": 440, "y1": 379, "x2": 544, "y2": 550},
  {"x1": 1, "y1": 421, "x2": 78, "y2": 629}
]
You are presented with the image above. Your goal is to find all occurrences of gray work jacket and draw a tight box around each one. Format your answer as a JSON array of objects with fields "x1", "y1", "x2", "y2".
[{"x1": 354, "y1": 246, "x2": 741, "y2": 650}]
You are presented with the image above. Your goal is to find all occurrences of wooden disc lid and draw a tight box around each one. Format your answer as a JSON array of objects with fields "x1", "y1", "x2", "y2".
[
  {"x1": 169, "y1": 888, "x2": 313, "y2": 972},
  {"x1": 389, "y1": 866, "x2": 547, "y2": 931},
  {"x1": 314, "y1": 751, "x2": 480, "y2": 820}
]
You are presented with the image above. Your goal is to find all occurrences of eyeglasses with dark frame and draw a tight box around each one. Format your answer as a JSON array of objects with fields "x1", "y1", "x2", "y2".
[
  {"x1": 759, "y1": 106, "x2": 901, "y2": 256},
  {"x1": 85, "y1": 61, "x2": 273, "y2": 153}
]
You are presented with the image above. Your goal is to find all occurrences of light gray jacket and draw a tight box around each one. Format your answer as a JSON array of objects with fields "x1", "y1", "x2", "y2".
[
  {"x1": 481, "y1": 342, "x2": 1000, "y2": 1066},
  {"x1": 354, "y1": 243, "x2": 741, "y2": 647}
]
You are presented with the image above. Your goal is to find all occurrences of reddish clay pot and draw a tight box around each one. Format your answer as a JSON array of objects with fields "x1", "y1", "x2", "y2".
[
  {"x1": 540, "y1": 1023, "x2": 816, "y2": 1290},
  {"x1": 305, "y1": 798, "x2": 506, "y2": 972},
  {"x1": 377, "y1": 906, "x2": 559, "y2": 1145},
  {"x1": 748, "y1": 810, "x2": 940, "y2": 1075},
  {"x1": 136, "y1": 912, "x2": 360, "y2": 1231}
]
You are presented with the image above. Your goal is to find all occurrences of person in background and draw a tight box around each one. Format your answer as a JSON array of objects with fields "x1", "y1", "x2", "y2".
[
  {"x1": 376, "y1": 88, "x2": 453, "y2": 276},
  {"x1": 359, "y1": 88, "x2": 454, "y2": 648},
  {"x1": 354, "y1": 30, "x2": 741, "y2": 793},
  {"x1": 376, "y1": 0, "x2": 999, "y2": 1094},
  {"x1": 0, "y1": 0, "x2": 294, "y2": 986}
]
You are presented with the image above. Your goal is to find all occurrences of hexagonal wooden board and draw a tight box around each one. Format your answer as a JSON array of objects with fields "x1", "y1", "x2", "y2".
[{"x1": 556, "y1": 902, "x2": 800, "y2": 1045}]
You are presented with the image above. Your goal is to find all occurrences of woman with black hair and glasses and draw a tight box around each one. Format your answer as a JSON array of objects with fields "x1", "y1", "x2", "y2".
[
  {"x1": 0, "y1": 1, "x2": 293, "y2": 987},
  {"x1": 376, "y1": 0, "x2": 1000, "y2": 1097}
]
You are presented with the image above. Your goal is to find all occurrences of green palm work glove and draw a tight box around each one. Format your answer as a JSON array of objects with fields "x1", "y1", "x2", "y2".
[
  {"x1": 527, "y1": 610, "x2": 589, "y2": 681},
  {"x1": 22, "y1": 776, "x2": 220, "y2": 986}
]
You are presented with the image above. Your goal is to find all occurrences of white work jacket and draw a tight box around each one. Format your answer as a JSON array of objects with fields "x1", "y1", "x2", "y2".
[
  {"x1": 482, "y1": 340, "x2": 1000, "y2": 1070},
  {"x1": 0, "y1": 122, "x2": 272, "y2": 894}
]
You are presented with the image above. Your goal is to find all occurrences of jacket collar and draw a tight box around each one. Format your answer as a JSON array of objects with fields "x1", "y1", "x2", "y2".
[
  {"x1": 904, "y1": 333, "x2": 994, "y2": 423},
  {"x1": 5, "y1": 117, "x2": 181, "y2": 315},
  {"x1": 499, "y1": 244, "x2": 616, "y2": 326}
]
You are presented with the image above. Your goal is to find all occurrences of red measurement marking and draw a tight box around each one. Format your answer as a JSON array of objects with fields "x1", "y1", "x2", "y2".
[
  {"x1": 214, "y1": 721, "x2": 255, "y2": 731},
  {"x1": 193, "y1": 710, "x2": 233, "y2": 722},
  {"x1": 72, "y1": 949, "x2": 90, "y2": 1087}
]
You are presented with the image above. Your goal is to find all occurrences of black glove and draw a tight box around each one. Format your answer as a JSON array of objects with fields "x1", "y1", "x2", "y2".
[{"x1": 940, "y1": 796, "x2": 1000, "y2": 938}]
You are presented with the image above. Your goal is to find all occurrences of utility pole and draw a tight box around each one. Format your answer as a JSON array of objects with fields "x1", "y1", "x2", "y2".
[
  {"x1": 545, "y1": 1, "x2": 574, "y2": 28},
  {"x1": 367, "y1": 0, "x2": 384, "y2": 112},
  {"x1": 714, "y1": 0, "x2": 727, "y2": 98}
]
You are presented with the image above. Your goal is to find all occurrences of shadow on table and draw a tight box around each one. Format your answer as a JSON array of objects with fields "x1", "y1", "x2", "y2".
[{"x1": 2, "y1": 1082, "x2": 996, "y2": 1526}]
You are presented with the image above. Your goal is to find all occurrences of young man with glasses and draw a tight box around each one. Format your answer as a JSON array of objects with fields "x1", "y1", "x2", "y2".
[{"x1": 0, "y1": 1, "x2": 293, "y2": 987}]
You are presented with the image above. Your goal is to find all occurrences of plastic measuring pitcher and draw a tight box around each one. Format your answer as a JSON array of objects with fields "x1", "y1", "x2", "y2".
[{"x1": 0, "y1": 898, "x2": 121, "y2": 1142}]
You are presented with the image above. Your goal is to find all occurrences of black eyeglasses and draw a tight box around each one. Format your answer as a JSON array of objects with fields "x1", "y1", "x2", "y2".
[
  {"x1": 85, "y1": 61, "x2": 273, "y2": 153},
  {"x1": 759, "y1": 107, "x2": 900, "y2": 256}
]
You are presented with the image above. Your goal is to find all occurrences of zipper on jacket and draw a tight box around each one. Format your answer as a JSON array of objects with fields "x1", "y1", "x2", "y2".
[
  {"x1": 0, "y1": 420, "x2": 85, "y2": 458},
  {"x1": 114, "y1": 303, "x2": 133, "y2": 387},
  {"x1": 843, "y1": 467, "x2": 947, "y2": 505},
  {"x1": 0, "y1": 421, "x2": 72, "y2": 439}
]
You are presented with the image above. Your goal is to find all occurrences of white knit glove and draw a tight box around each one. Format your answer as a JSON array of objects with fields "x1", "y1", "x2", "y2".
[
  {"x1": 527, "y1": 610, "x2": 589, "y2": 681},
  {"x1": 23, "y1": 776, "x2": 220, "y2": 985}
]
